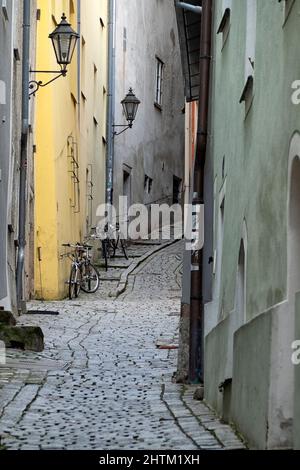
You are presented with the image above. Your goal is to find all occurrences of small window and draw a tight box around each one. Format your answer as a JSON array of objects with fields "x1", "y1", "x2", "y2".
[
  {"x1": 69, "y1": 0, "x2": 75, "y2": 15},
  {"x1": 240, "y1": 0, "x2": 256, "y2": 117},
  {"x1": 148, "y1": 178, "x2": 153, "y2": 194},
  {"x1": 217, "y1": 0, "x2": 232, "y2": 48},
  {"x1": 0, "y1": 80, "x2": 6, "y2": 105},
  {"x1": 144, "y1": 175, "x2": 153, "y2": 194},
  {"x1": 239, "y1": 75, "x2": 254, "y2": 116},
  {"x1": 123, "y1": 28, "x2": 127, "y2": 52},
  {"x1": 173, "y1": 176, "x2": 182, "y2": 204},
  {"x1": 279, "y1": 0, "x2": 296, "y2": 23},
  {"x1": 144, "y1": 175, "x2": 149, "y2": 191},
  {"x1": 155, "y1": 57, "x2": 164, "y2": 108},
  {"x1": 2, "y1": 0, "x2": 9, "y2": 20}
]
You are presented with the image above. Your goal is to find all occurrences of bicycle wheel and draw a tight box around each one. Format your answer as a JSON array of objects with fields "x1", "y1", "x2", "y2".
[
  {"x1": 69, "y1": 265, "x2": 81, "y2": 300},
  {"x1": 109, "y1": 239, "x2": 117, "y2": 258},
  {"x1": 81, "y1": 262, "x2": 100, "y2": 293},
  {"x1": 102, "y1": 240, "x2": 109, "y2": 272},
  {"x1": 102, "y1": 239, "x2": 115, "y2": 271},
  {"x1": 120, "y1": 239, "x2": 129, "y2": 260}
]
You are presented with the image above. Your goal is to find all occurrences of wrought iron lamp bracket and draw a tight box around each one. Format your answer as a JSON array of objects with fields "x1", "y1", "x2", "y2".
[
  {"x1": 29, "y1": 69, "x2": 67, "y2": 97},
  {"x1": 112, "y1": 124, "x2": 133, "y2": 137}
]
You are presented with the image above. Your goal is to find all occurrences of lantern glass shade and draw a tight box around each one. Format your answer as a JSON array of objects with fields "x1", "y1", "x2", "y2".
[
  {"x1": 121, "y1": 88, "x2": 141, "y2": 126},
  {"x1": 49, "y1": 13, "x2": 79, "y2": 69}
]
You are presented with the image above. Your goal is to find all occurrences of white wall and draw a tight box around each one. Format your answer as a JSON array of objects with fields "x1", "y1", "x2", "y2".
[{"x1": 113, "y1": 0, "x2": 185, "y2": 232}]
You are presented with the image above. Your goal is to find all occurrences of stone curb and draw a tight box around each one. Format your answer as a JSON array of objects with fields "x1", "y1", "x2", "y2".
[{"x1": 116, "y1": 239, "x2": 180, "y2": 297}]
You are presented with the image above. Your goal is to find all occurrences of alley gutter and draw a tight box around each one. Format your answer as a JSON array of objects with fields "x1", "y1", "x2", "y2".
[{"x1": 116, "y1": 239, "x2": 180, "y2": 297}]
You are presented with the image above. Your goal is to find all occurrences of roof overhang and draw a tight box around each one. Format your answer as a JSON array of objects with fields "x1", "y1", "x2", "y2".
[{"x1": 174, "y1": 0, "x2": 202, "y2": 102}]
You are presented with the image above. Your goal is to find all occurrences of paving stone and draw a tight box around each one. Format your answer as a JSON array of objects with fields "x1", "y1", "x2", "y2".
[{"x1": 0, "y1": 241, "x2": 245, "y2": 450}]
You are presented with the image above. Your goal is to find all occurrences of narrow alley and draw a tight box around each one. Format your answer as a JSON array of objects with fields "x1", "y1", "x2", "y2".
[{"x1": 0, "y1": 242, "x2": 244, "y2": 450}]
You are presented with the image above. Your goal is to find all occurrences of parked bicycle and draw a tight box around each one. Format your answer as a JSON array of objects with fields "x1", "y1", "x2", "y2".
[
  {"x1": 62, "y1": 243, "x2": 100, "y2": 300},
  {"x1": 89, "y1": 223, "x2": 129, "y2": 272},
  {"x1": 108, "y1": 223, "x2": 129, "y2": 261}
]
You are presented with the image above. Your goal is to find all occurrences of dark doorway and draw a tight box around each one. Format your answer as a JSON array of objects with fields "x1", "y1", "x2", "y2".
[{"x1": 173, "y1": 176, "x2": 182, "y2": 204}]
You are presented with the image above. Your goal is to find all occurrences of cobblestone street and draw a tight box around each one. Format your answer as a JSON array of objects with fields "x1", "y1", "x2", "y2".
[{"x1": 0, "y1": 241, "x2": 245, "y2": 450}]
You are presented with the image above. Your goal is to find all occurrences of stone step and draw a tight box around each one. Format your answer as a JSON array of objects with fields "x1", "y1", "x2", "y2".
[
  {"x1": 0, "y1": 326, "x2": 44, "y2": 352},
  {"x1": 0, "y1": 311, "x2": 17, "y2": 326}
]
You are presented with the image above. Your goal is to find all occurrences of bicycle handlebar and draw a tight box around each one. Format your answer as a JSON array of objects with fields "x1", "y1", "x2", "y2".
[{"x1": 62, "y1": 243, "x2": 92, "y2": 250}]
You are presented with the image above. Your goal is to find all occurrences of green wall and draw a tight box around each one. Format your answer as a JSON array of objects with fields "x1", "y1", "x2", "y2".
[{"x1": 212, "y1": 0, "x2": 300, "y2": 320}]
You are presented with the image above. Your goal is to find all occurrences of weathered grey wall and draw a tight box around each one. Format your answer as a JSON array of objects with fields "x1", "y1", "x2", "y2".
[
  {"x1": 0, "y1": 1, "x2": 36, "y2": 312},
  {"x1": 113, "y1": 0, "x2": 185, "y2": 222},
  {"x1": 0, "y1": 1, "x2": 14, "y2": 304}
]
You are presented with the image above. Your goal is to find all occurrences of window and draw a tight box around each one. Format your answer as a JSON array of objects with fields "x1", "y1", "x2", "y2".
[
  {"x1": 81, "y1": 36, "x2": 86, "y2": 91},
  {"x1": 235, "y1": 240, "x2": 246, "y2": 327},
  {"x1": 155, "y1": 57, "x2": 164, "y2": 108},
  {"x1": 279, "y1": 0, "x2": 296, "y2": 23},
  {"x1": 1, "y1": 0, "x2": 8, "y2": 20},
  {"x1": 217, "y1": 196, "x2": 225, "y2": 318},
  {"x1": 173, "y1": 176, "x2": 182, "y2": 204},
  {"x1": 240, "y1": 0, "x2": 256, "y2": 116},
  {"x1": 123, "y1": 28, "x2": 127, "y2": 52},
  {"x1": 0, "y1": 81, "x2": 6, "y2": 105},
  {"x1": 123, "y1": 170, "x2": 131, "y2": 208},
  {"x1": 144, "y1": 175, "x2": 153, "y2": 195},
  {"x1": 148, "y1": 178, "x2": 153, "y2": 194},
  {"x1": 69, "y1": 0, "x2": 75, "y2": 15},
  {"x1": 244, "y1": 0, "x2": 256, "y2": 78},
  {"x1": 217, "y1": 0, "x2": 232, "y2": 48}
]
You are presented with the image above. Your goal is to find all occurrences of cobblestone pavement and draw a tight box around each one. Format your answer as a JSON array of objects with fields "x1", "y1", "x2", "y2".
[{"x1": 0, "y1": 241, "x2": 246, "y2": 450}]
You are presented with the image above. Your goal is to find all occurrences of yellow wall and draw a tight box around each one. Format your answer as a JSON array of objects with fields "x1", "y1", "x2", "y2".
[{"x1": 34, "y1": 0, "x2": 108, "y2": 300}]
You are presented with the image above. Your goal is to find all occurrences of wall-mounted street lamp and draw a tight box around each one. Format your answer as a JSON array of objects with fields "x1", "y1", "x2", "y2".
[
  {"x1": 29, "y1": 13, "x2": 80, "y2": 97},
  {"x1": 113, "y1": 88, "x2": 141, "y2": 136}
]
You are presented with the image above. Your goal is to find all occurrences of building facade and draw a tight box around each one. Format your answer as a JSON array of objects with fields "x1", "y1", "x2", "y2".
[
  {"x1": 174, "y1": 0, "x2": 201, "y2": 382},
  {"x1": 112, "y1": 0, "x2": 185, "y2": 230},
  {"x1": 175, "y1": 0, "x2": 300, "y2": 449},
  {"x1": 0, "y1": 1, "x2": 36, "y2": 313},
  {"x1": 199, "y1": 0, "x2": 300, "y2": 450},
  {"x1": 34, "y1": 0, "x2": 108, "y2": 300}
]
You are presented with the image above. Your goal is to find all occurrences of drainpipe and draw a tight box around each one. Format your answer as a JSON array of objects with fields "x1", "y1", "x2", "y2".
[
  {"x1": 189, "y1": 0, "x2": 213, "y2": 383},
  {"x1": 106, "y1": 0, "x2": 115, "y2": 208},
  {"x1": 77, "y1": 0, "x2": 81, "y2": 121},
  {"x1": 16, "y1": 0, "x2": 30, "y2": 313}
]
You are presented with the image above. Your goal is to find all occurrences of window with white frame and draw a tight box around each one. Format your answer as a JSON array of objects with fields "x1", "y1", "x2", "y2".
[{"x1": 155, "y1": 57, "x2": 164, "y2": 108}]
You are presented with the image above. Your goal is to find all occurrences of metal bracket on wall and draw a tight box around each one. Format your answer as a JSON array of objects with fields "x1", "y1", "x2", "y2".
[
  {"x1": 112, "y1": 124, "x2": 131, "y2": 137},
  {"x1": 86, "y1": 164, "x2": 94, "y2": 232},
  {"x1": 67, "y1": 135, "x2": 80, "y2": 214},
  {"x1": 29, "y1": 70, "x2": 67, "y2": 98}
]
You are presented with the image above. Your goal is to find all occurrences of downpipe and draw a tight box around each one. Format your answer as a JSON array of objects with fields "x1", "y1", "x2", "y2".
[
  {"x1": 16, "y1": 0, "x2": 30, "y2": 312},
  {"x1": 106, "y1": 0, "x2": 115, "y2": 208},
  {"x1": 189, "y1": 0, "x2": 213, "y2": 384}
]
